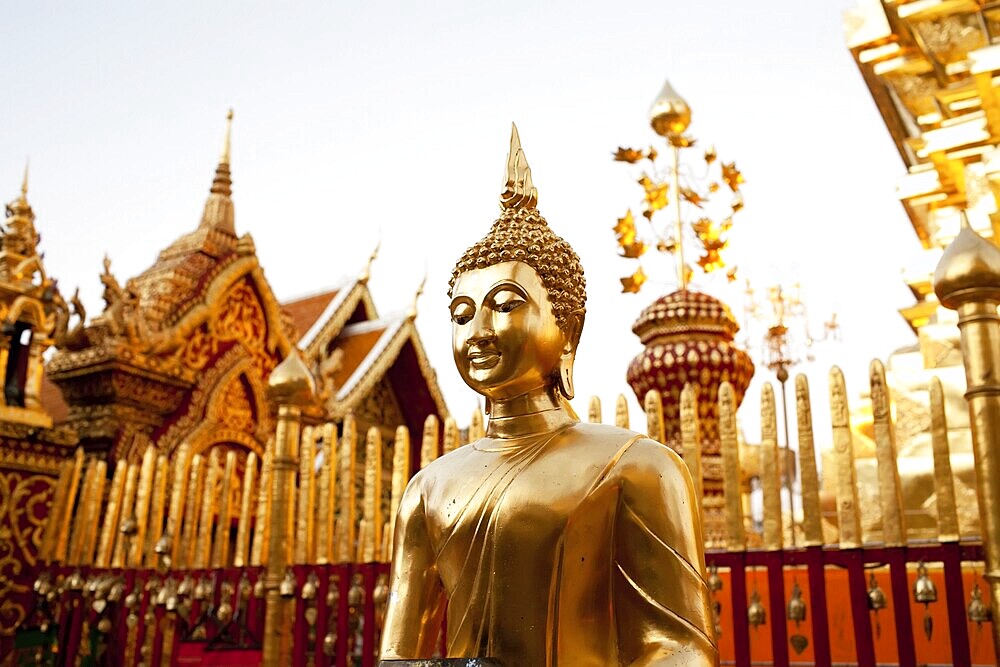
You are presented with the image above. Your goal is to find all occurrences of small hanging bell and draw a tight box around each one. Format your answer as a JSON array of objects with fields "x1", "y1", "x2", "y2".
[
  {"x1": 279, "y1": 569, "x2": 297, "y2": 598},
  {"x1": 301, "y1": 572, "x2": 318, "y2": 601},
  {"x1": 867, "y1": 573, "x2": 887, "y2": 610},
  {"x1": 253, "y1": 577, "x2": 265, "y2": 599},
  {"x1": 787, "y1": 581, "x2": 807, "y2": 624},
  {"x1": 913, "y1": 562, "x2": 937, "y2": 641},
  {"x1": 968, "y1": 581, "x2": 992, "y2": 625},
  {"x1": 707, "y1": 565, "x2": 723, "y2": 593},
  {"x1": 867, "y1": 571, "x2": 887, "y2": 639},
  {"x1": 748, "y1": 589, "x2": 767, "y2": 628},
  {"x1": 913, "y1": 562, "x2": 938, "y2": 604}
]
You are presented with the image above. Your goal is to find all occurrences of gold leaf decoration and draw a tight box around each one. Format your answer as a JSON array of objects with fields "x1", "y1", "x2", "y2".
[
  {"x1": 704, "y1": 145, "x2": 717, "y2": 164},
  {"x1": 614, "y1": 147, "x2": 645, "y2": 163},
  {"x1": 722, "y1": 162, "x2": 744, "y2": 191},
  {"x1": 620, "y1": 241, "x2": 648, "y2": 259},
  {"x1": 638, "y1": 176, "x2": 668, "y2": 215},
  {"x1": 681, "y1": 187, "x2": 705, "y2": 208},
  {"x1": 620, "y1": 267, "x2": 647, "y2": 293}
]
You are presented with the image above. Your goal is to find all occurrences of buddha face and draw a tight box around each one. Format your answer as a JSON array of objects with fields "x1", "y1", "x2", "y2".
[{"x1": 450, "y1": 261, "x2": 568, "y2": 402}]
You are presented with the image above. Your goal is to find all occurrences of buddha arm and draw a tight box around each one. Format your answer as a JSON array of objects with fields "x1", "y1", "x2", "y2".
[
  {"x1": 379, "y1": 477, "x2": 446, "y2": 659},
  {"x1": 613, "y1": 439, "x2": 717, "y2": 667}
]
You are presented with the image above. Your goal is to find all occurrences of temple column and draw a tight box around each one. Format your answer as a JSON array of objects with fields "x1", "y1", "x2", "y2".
[{"x1": 934, "y1": 220, "x2": 1000, "y2": 657}]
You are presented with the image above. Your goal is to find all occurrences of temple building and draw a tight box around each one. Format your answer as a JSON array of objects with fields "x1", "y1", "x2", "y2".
[
  {"x1": 839, "y1": 0, "x2": 1000, "y2": 541},
  {"x1": 0, "y1": 117, "x2": 449, "y2": 660}
]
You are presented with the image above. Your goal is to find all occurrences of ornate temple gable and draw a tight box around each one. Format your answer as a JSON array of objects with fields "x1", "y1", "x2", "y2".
[
  {"x1": 320, "y1": 314, "x2": 449, "y2": 434},
  {"x1": 291, "y1": 278, "x2": 379, "y2": 359},
  {"x1": 47, "y1": 115, "x2": 292, "y2": 459}
]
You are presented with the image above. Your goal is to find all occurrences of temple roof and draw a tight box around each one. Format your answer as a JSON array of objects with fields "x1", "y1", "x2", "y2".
[
  {"x1": 282, "y1": 289, "x2": 340, "y2": 341},
  {"x1": 323, "y1": 313, "x2": 448, "y2": 425}
]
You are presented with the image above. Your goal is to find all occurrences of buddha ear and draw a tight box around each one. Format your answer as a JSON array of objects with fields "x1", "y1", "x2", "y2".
[
  {"x1": 557, "y1": 310, "x2": 585, "y2": 400},
  {"x1": 561, "y1": 310, "x2": 585, "y2": 354}
]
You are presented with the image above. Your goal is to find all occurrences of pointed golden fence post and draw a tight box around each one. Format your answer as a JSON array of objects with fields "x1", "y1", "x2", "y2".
[
  {"x1": 929, "y1": 377, "x2": 960, "y2": 542},
  {"x1": 420, "y1": 414, "x2": 440, "y2": 469},
  {"x1": 55, "y1": 447, "x2": 85, "y2": 563},
  {"x1": 795, "y1": 375, "x2": 823, "y2": 547},
  {"x1": 680, "y1": 384, "x2": 704, "y2": 503},
  {"x1": 443, "y1": 417, "x2": 460, "y2": 455},
  {"x1": 194, "y1": 448, "x2": 221, "y2": 569},
  {"x1": 469, "y1": 406, "x2": 485, "y2": 442},
  {"x1": 68, "y1": 458, "x2": 96, "y2": 565},
  {"x1": 95, "y1": 459, "x2": 126, "y2": 568},
  {"x1": 250, "y1": 448, "x2": 272, "y2": 567},
  {"x1": 933, "y1": 219, "x2": 1000, "y2": 656},
  {"x1": 145, "y1": 454, "x2": 169, "y2": 567},
  {"x1": 180, "y1": 454, "x2": 204, "y2": 569},
  {"x1": 644, "y1": 389, "x2": 665, "y2": 444},
  {"x1": 263, "y1": 351, "x2": 315, "y2": 667},
  {"x1": 588, "y1": 396, "x2": 602, "y2": 423},
  {"x1": 336, "y1": 414, "x2": 358, "y2": 562},
  {"x1": 388, "y1": 424, "x2": 411, "y2": 560},
  {"x1": 829, "y1": 366, "x2": 862, "y2": 548},
  {"x1": 111, "y1": 461, "x2": 139, "y2": 569},
  {"x1": 719, "y1": 382, "x2": 745, "y2": 551},
  {"x1": 234, "y1": 452, "x2": 258, "y2": 567},
  {"x1": 165, "y1": 443, "x2": 190, "y2": 565},
  {"x1": 869, "y1": 359, "x2": 907, "y2": 546},
  {"x1": 39, "y1": 459, "x2": 72, "y2": 564},
  {"x1": 131, "y1": 445, "x2": 156, "y2": 568},
  {"x1": 760, "y1": 383, "x2": 783, "y2": 550},
  {"x1": 81, "y1": 461, "x2": 107, "y2": 565},
  {"x1": 295, "y1": 426, "x2": 316, "y2": 564},
  {"x1": 212, "y1": 450, "x2": 238, "y2": 567},
  {"x1": 615, "y1": 394, "x2": 630, "y2": 429},
  {"x1": 315, "y1": 429, "x2": 332, "y2": 565},
  {"x1": 362, "y1": 426, "x2": 383, "y2": 562}
]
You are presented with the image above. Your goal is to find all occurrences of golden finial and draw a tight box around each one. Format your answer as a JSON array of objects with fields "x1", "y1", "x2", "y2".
[
  {"x1": 359, "y1": 241, "x2": 380, "y2": 284},
  {"x1": 649, "y1": 79, "x2": 691, "y2": 138},
  {"x1": 406, "y1": 272, "x2": 427, "y2": 320},
  {"x1": 20, "y1": 161, "x2": 29, "y2": 201},
  {"x1": 500, "y1": 123, "x2": 538, "y2": 211},
  {"x1": 221, "y1": 109, "x2": 233, "y2": 166}
]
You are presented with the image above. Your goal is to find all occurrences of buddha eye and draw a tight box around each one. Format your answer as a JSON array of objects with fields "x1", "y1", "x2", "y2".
[
  {"x1": 496, "y1": 299, "x2": 523, "y2": 314},
  {"x1": 451, "y1": 302, "x2": 474, "y2": 325},
  {"x1": 492, "y1": 288, "x2": 525, "y2": 314}
]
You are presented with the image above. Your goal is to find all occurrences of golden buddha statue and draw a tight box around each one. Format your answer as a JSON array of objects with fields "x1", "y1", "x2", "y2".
[{"x1": 380, "y1": 126, "x2": 716, "y2": 667}]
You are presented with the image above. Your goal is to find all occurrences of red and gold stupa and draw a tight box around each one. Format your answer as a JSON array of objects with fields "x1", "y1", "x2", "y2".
[{"x1": 615, "y1": 80, "x2": 754, "y2": 544}]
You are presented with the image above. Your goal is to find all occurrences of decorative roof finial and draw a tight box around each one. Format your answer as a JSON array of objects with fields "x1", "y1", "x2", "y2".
[
  {"x1": 20, "y1": 161, "x2": 29, "y2": 201},
  {"x1": 200, "y1": 110, "x2": 236, "y2": 234},
  {"x1": 359, "y1": 241, "x2": 380, "y2": 284},
  {"x1": 209, "y1": 109, "x2": 233, "y2": 198},
  {"x1": 406, "y1": 272, "x2": 427, "y2": 320},
  {"x1": 221, "y1": 109, "x2": 233, "y2": 166},
  {"x1": 500, "y1": 123, "x2": 537, "y2": 211}
]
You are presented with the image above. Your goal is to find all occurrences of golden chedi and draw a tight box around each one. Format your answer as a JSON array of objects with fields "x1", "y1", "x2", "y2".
[{"x1": 380, "y1": 126, "x2": 716, "y2": 666}]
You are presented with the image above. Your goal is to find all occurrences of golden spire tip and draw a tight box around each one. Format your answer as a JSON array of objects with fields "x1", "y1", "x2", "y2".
[
  {"x1": 20, "y1": 160, "x2": 29, "y2": 199},
  {"x1": 407, "y1": 271, "x2": 427, "y2": 320},
  {"x1": 359, "y1": 240, "x2": 380, "y2": 284},
  {"x1": 220, "y1": 109, "x2": 234, "y2": 165}
]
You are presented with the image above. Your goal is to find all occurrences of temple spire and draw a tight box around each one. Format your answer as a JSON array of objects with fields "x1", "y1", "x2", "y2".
[
  {"x1": 220, "y1": 109, "x2": 233, "y2": 166},
  {"x1": 200, "y1": 110, "x2": 236, "y2": 234},
  {"x1": 20, "y1": 161, "x2": 28, "y2": 201}
]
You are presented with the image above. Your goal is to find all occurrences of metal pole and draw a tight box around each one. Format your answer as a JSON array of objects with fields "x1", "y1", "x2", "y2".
[{"x1": 671, "y1": 142, "x2": 687, "y2": 290}]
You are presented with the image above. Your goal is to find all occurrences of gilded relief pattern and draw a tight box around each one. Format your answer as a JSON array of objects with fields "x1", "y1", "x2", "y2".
[{"x1": 0, "y1": 470, "x2": 55, "y2": 636}]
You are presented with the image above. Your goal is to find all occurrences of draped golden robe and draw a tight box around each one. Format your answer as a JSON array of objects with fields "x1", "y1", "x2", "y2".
[{"x1": 381, "y1": 422, "x2": 717, "y2": 666}]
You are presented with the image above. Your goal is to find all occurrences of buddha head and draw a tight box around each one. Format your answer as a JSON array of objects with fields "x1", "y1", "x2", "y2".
[{"x1": 449, "y1": 125, "x2": 586, "y2": 408}]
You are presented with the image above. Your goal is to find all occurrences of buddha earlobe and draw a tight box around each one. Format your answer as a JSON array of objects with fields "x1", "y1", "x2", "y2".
[{"x1": 558, "y1": 353, "x2": 575, "y2": 400}]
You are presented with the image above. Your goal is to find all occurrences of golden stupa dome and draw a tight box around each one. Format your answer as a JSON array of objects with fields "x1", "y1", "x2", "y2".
[{"x1": 933, "y1": 223, "x2": 1000, "y2": 307}]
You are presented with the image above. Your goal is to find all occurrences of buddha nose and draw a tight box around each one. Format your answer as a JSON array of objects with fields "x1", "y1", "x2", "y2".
[{"x1": 467, "y1": 308, "x2": 496, "y2": 346}]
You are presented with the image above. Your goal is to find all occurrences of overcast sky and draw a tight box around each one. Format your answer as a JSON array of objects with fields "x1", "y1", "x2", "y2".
[{"x1": 3, "y1": 0, "x2": 921, "y2": 436}]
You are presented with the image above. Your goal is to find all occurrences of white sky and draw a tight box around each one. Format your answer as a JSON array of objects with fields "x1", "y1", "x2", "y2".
[{"x1": 2, "y1": 1, "x2": 924, "y2": 437}]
